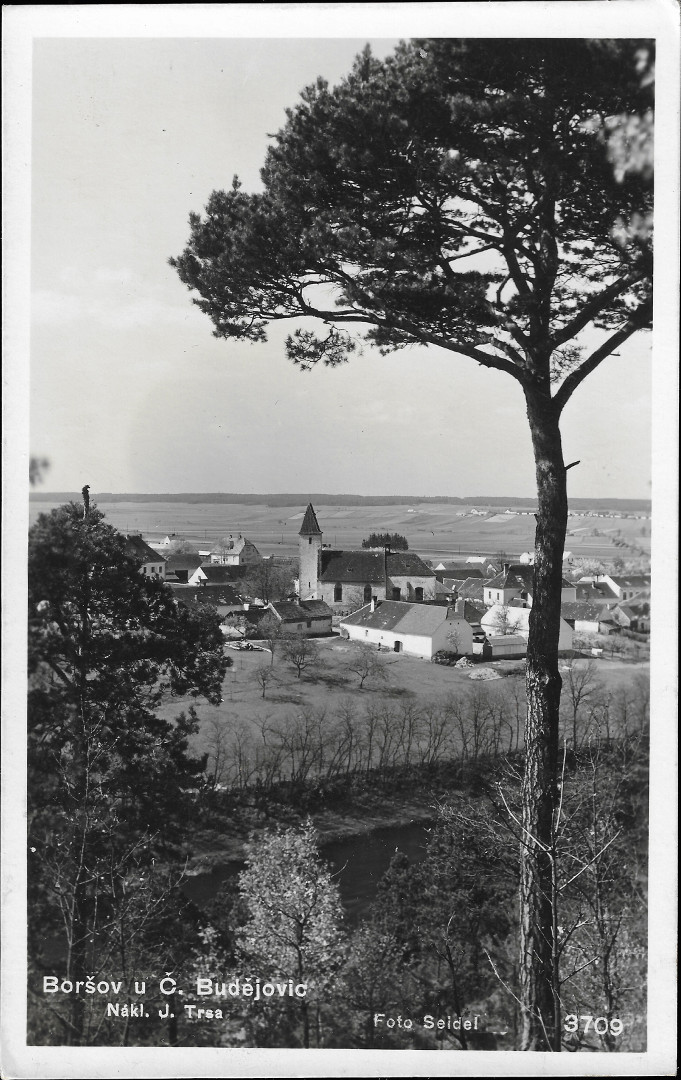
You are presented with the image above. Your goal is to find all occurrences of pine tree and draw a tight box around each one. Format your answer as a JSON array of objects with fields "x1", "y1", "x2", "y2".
[
  {"x1": 28, "y1": 501, "x2": 227, "y2": 1044},
  {"x1": 171, "y1": 39, "x2": 653, "y2": 1048}
]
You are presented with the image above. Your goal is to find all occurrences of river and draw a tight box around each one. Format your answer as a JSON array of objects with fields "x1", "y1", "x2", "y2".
[{"x1": 182, "y1": 821, "x2": 432, "y2": 923}]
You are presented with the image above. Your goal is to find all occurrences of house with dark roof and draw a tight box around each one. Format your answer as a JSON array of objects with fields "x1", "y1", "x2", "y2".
[
  {"x1": 339, "y1": 599, "x2": 473, "y2": 659},
  {"x1": 263, "y1": 599, "x2": 333, "y2": 637},
  {"x1": 298, "y1": 504, "x2": 437, "y2": 610},
  {"x1": 559, "y1": 602, "x2": 618, "y2": 636},
  {"x1": 188, "y1": 564, "x2": 250, "y2": 587},
  {"x1": 123, "y1": 535, "x2": 167, "y2": 580},
  {"x1": 165, "y1": 552, "x2": 203, "y2": 584},
  {"x1": 600, "y1": 574, "x2": 651, "y2": 603},
  {"x1": 170, "y1": 583, "x2": 245, "y2": 615},
  {"x1": 433, "y1": 563, "x2": 485, "y2": 580},
  {"x1": 454, "y1": 577, "x2": 486, "y2": 603}
]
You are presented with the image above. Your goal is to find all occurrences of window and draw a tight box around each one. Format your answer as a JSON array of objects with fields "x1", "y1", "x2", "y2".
[
  {"x1": 334, "y1": 583, "x2": 343, "y2": 602},
  {"x1": 415, "y1": 587, "x2": 423, "y2": 601}
]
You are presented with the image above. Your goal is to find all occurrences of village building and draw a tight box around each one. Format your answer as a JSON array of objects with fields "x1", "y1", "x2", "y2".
[
  {"x1": 164, "y1": 552, "x2": 203, "y2": 584},
  {"x1": 560, "y1": 601, "x2": 618, "y2": 637},
  {"x1": 453, "y1": 577, "x2": 487, "y2": 603},
  {"x1": 340, "y1": 599, "x2": 473, "y2": 659},
  {"x1": 170, "y1": 582, "x2": 245, "y2": 617},
  {"x1": 297, "y1": 504, "x2": 437, "y2": 610},
  {"x1": 477, "y1": 634, "x2": 527, "y2": 660},
  {"x1": 123, "y1": 535, "x2": 167, "y2": 580},
  {"x1": 481, "y1": 602, "x2": 573, "y2": 652},
  {"x1": 262, "y1": 599, "x2": 334, "y2": 637},
  {"x1": 599, "y1": 573, "x2": 651, "y2": 603},
  {"x1": 433, "y1": 563, "x2": 485, "y2": 580},
  {"x1": 210, "y1": 535, "x2": 262, "y2": 566},
  {"x1": 483, "y1": 564, "x2": 577, "y2": 609}
]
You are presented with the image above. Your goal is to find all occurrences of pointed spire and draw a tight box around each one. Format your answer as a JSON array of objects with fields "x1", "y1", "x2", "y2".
[{"x1": 299, "y1": 503, "x2": 322, "y2": 536}]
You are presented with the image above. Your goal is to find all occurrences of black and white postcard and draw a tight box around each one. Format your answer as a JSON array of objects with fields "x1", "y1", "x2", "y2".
[{"x1": 2, "y1": 3, "x2": 678, "y2": 1076}]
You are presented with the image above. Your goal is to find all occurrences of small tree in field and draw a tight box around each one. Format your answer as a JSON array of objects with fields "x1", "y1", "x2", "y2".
[
  {"x1": 345, "y1": 642, "x2": 390, "y2": 690},
  {"x1": 281, "y1": 634, "x2": 320, "y2": 680},
  {"x1": 171, "y1": 40, "x2": 653, "y2": 1049}
]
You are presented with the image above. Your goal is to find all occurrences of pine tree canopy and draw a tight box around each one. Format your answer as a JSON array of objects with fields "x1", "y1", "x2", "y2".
[{"x1": 171, "y1": 38, "x2": 653, "y2": 407}]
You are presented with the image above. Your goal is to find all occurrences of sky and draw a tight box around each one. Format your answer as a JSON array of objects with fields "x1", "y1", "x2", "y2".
[{"x1": 16, "y1": 12, "x2": 669, "y2": 499}]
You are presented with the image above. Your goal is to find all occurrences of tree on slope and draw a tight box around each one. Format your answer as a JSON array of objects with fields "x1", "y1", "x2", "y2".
[
  {"x1": 28, "y1": 501, "x2": 228, "y2": 1044},
  {"x1": 232, "y1": 820, "x2": 346, "y2": 1047},
  {"x1": 171, "y1": 39, "x2": 653, "y2": 1049}
]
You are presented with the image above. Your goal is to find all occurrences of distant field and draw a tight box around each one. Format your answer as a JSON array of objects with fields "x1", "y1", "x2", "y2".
[{"x1": 28, "y1": 499, "x2": 651, "y2": 563}]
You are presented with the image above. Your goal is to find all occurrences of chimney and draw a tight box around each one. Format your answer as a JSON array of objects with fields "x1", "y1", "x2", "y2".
[
  {"x1": 370, "y1": 598, "x2": 377, "y2": 612},
  {"x1": 503, "y1": 562, "x2": 510, "y2": 576}
]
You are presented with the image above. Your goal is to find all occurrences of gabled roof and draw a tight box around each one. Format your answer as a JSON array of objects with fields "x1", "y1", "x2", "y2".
[
  {"x1": 318, "y1": 548, "x2": 435, "y2": 584},
  {"x1": 574, "y1": 583, "x2": 611, "y2": 603},
  {"x1": 608, "y1": 574, "x2": 651, "y2": 589},
  {"x1": 320, "y1": 549, "x2": 385, "y2": 583},
  {"x1": 386, "y1": 552, "x2": 436, "y2": 578},
  {"x1": 299, "y1": 599, "x2": 333, "y2": 617},
  {"x1": 485, "y1": 565, "x2": 573, "y2": 592},
  {"x1": 299, "y1": 503, "x2": 322, "y2": 536},
  {"x1": 560, "y1": 601, "x2": 616, "y2": 623},
  {"x1": 484, "y1": 565, "x2": 534, "y2": 592},
  {"x1": 456, "y1": 578, "x2": 485, "y2": 600},
  {"x1": 165, "y1": 553, "x2": 203, "y2": 572},
  {"x1": 435, "y1": 565, "x2": 484, "y2": 581},
  {"x1": 457, "y1": 600, "x2": 486, "y2": 624},
  {"x1": 124, "y1": 535, "x2": 166, "y2": 564},
  {"x1": 269, "y1": 599, "x2": 333, "y2": 623},
  {"x1": 170, "y1": 584, "x2": 243, "y2": 608},
  {"x1": 197, "y1": 565, "x2": 244, "y2": 584},
  {"x1": 341, "y1": 600, "x2": 447, "y2": 636}
]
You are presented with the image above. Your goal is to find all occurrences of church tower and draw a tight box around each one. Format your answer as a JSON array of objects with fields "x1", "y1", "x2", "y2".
[{"x1": 298, "y1": 503, "x2": 322, "y2": 600}]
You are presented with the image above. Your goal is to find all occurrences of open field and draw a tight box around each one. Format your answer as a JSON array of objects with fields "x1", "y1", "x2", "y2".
[
  {"x1": 29, "y1": 498, "x2": 651, "y2": 564},
  {"x1": 158, "y1": 635, "x2": 650, "y2": 774}
]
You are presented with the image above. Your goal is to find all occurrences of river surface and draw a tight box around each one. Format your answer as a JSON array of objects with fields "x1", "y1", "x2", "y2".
[{"x1": 182, "y1": 821, "x2": 432, "y2": 922}]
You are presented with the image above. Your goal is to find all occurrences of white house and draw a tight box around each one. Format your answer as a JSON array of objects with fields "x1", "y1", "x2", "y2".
[
  {"x1": 210, "y1": 535, "x2": 262, "y2": 566},
  {"x1": 600, "y1": 574, "x2": 651, "y2": 603},
  {"x1": 481, "y1": 603, "x2": 573, "y2": 653},
  {"x1": 123, "y1": 535, "x2": 167, "y2": 581},
  {"x1": 483, "y1": 564, "x2": 577, "y2": 609},
  {"x1": 340, "y1": 600, "x2": 473, "y2": 659}
]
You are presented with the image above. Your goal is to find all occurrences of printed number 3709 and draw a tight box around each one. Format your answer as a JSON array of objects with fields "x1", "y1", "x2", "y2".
[{"x1": 564, "y1": 1015, "x2": 623, "y2": 1036}]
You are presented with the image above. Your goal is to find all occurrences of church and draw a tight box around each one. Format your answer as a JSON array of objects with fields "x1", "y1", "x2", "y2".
[{"x1": 297, "y1": 504, "x2": 437, "y2": 611}]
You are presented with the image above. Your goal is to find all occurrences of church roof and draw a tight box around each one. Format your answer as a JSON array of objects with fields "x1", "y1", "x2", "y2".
[
  {"x1": 299, "y1": 503, "x2": 322, "y2": 536},
  {"x1": 320, "y1": 549, "x2": 385, "y2": 583},
  {"x1": 319, "y1": 549, "x2": 435, "y2": 584}
]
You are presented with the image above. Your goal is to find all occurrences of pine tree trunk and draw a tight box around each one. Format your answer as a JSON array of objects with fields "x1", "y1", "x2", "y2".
[{"x1": 519, "y1": 388, "x2": 567, "y2": 1051}]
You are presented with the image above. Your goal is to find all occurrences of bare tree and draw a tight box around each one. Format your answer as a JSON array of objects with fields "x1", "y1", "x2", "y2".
[
  {"x1": 281, "y1": 635, "x2": 320, "y2": 680},
  {"x1": 345, "y1": 643, "x2": 390, "y2": 690},
  {"x1": 252, "y1": 663, "x2": 276, "y2": 699},
  {"x1": 561, "y1": 660, "x2": 601, "y2": 750}
]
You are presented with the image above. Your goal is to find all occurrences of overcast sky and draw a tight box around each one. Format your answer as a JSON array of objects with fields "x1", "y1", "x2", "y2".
[{"x1": 27, "y1": 24, "x2": 656, "y2": 499}]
